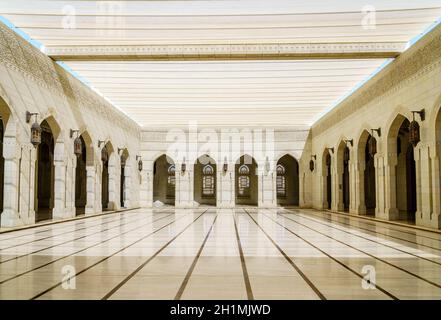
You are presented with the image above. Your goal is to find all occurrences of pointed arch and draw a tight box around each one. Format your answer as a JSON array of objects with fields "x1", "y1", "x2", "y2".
[
  {"x1": 120, "y1": 148, "x2": 130, "y2": 208},
  {"x1": 357, "y1": 129, "x2": 377, "y2": 215},
  {"x1": 101, "y1": 141, "x2": 114, "y2": 210},
  {"x1": 0, "y1": 95, "x2": 13, "y2": 221},
  {"x1": 336, "y1": 140, "x2": 350, "y2": 212},
  {"x1": 153, "y1": 154, "x2": 175, "y2": 206},
  {"x1": 79, "y1": 130, "x2": 94, "y2": 165},
  {"x1": 386, "y1": 113, "x2": 417, "y2": 222},
  {"x1": 322, "y1": 148, "x2": 332, "y2": 210},
  {"x1": 276, "y1": 154, "x2": 299, "y2": 207},
  {"x1": 75, "y1": 134, "x2": 88, "y2": 215},
  {"x1": 194, "y1": 154, "x2": 217, "y2": 206},
  {"x1": 235, "y1": 154, "x2": 258, "y2": 206},
  {"x1": 35, "y1": 116, "x2": 62, "y2": 221}
]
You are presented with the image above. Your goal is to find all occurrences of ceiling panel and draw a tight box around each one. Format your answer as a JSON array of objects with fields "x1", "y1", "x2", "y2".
[{"x1": 0, "y1": 0, "x2": 439, "y2": 127}]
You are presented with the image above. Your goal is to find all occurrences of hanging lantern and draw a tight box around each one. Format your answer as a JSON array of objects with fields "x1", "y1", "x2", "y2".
[
  {"x1": 101, "y1": 147, "x2": 108, "y2": 162},
  {"x1": 73, "y1": 136, "x2": 82, "y2": 157},
  {"x1": 368, "y1": 136, "x2": 377, "y2": 157},
  {"x1": 309, "y1": 159, "x2": 315, "y2": 172},
  {"x1": 121, "y1": 154, "x2": 126, "y2": 167},
  {"x1": 138, "y1": 159, "x2": 143, "y2": 172},
  {"x1": 409, "y1": 118, "x2": 420, "y2": 147},
  {"x1": 30, "y1": 121, "x2": 41, "y2": 148}
]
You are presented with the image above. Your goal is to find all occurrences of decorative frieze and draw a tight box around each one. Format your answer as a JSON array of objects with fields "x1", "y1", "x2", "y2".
[
  {"x1": 313, "y1": 25, "x2": 441, "y2": 137},
  {"x1": 0, "y1": 22, "x2": 140, "y2": 137}
]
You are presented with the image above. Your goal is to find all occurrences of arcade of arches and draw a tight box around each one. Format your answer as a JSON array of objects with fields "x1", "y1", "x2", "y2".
[{"x1": 0, "y1": 15, "x2": 441, "y2": 234}]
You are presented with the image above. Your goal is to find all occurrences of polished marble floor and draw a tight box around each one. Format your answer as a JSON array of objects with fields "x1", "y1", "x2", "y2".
[{"x1": 0, "y1": 207, "x2": 441, "y2": 300}]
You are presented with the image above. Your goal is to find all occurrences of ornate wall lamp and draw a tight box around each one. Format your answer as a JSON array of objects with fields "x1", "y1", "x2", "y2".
[
  {"x1": 344, "y1": 139, "x2": 353, "y2": 147},
  {"x1": 70, "y1": 129, "x2": 82, "y2": 157},
  {"x1": 136, "y1": 155, "x2": 143, "y2": 172},
  {"x1": 181, "y1": 157, "x2": 187, "y2": 173},
  {"x1": 371, "y1": 128, "x2": 381, "y2": 137},
  {"x1": 309, "y1": 155, "x2": 316, "y2": 172},
  {"x1": 26, "y1": 111, "x2": 41, "y2": 148},
  {"x1": 223, "y1": 157, "x2": 228, "y2": 174},
  {"x1": 98, "y1": 140, "x2": 105, "y2": 148},
  {"x1": 409, "y1": 109, "x2": 425, "y2": 147}
]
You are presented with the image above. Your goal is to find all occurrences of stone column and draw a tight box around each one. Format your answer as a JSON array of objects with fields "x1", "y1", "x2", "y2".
[
  {"x1": 18, "y1": 145, "x2": 34, "y2": 225},
  {"x1": 108, "y1": 155, "x2": 119, "y2": 210},
  {"x1": 321, "y1": 165, "x2": 328, "y2": 210},
  {"x1": 331, "y1": 154, "x2": 342, "y2": 211},
  {"x1": 354, "y1": 159, "x2": 367, "y2": 214},
  {"x1": 259, "y1": 169, "x2": 276, "y2": 208},
  {"x1": 175, "y1": 162, "x2": 193, "y2": 208},
  {"x1": 65, "y1": 157, "x2": 75, "y2": 217},
  {"x1": 123, "y1": 164, "x2": 131, "y2": 208},
  {"x1": 430, "y1": 148, "x2": 441, "y2": 229},
  {"x1": 217, "y1": 162, "x2": 235, "y2": 208},
  {"x1": 1, "y1": 133, "x2": 21, "y2": 227},
  {"x1": 301, "y1": 163, "x2": 313, "y2": 209},
  {"x1": 374, "y1": 154, "x2": 384, "y2": 218},
  {"x1": 95, "y1": 162, "x2": 103, "y2": 213},
  {"x1": 382, "y1": 155, "x2": 399, "y2": 220},
  {"x1": 140, "y1": 160, "x2": 153, "y2": 207},
  {"x1": 53, "y1": 141, "x2": 67, "y2": 220},
  {"x1": 416, "y1": 144, "x2": 434, "y2": 228},
  {"x1": 85, "y1": 165, "x2": 96, "y2": 214}
]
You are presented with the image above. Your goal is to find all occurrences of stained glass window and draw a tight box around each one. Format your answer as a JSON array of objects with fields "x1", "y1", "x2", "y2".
[
  {"x1": 277, "y1": 164, "x2": 286, "y2": 197},
  {"x1": 202, "y1": 165, "x2": 215, "y2": 197},
  {"x1": 238, "y1": 165, "x2": 250, "y2": 198}
]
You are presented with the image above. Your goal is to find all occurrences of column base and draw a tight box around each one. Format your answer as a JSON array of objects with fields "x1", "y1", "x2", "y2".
[
  {"x1": 0, "y1": 210, "x2": 24, "y2": 228},
  {"x1": 140, "y1": 201, "x2": 152, "y2": 208},
  {"x1": 416, "y1": 212, "x2": 441, "y2": 230},
  {"x1": 85, "y1": 207, "x2": 96, "y2": 215},
  {"x1": 53, "y1": 208, "x2": 67, "y2": 220},
  {"x1": 259, "y1": 203, "x2": 277, "y2": 209},
  {"x1": 353, "y1": 205, "x2": 367, "y2": 215},
  {"x1": 378, "y1": 208, "x2": 399, "y2": 221}
]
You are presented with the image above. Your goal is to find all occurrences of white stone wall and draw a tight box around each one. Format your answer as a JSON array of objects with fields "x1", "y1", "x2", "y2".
[
  {"x1": 0, "y1": 23, "x2": 141, "y2": 227},
  {"x1": 139, "y1": 127, "x2": 309, "y2": 208},
  {"x1": 307, "y1": 25, "x2": 441, "y2": 229}
]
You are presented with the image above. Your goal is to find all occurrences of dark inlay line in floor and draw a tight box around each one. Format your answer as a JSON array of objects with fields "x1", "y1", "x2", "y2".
[
  {"x1": 261, "y1": 211, "x2": 397, "y2": 300},
  {"x1": 174, "y1": 214, "x2": 218, "y2": 300},
  {"x1": 102, "y1": 209, "x2": 211, "y2": 300},
  {"x1": 243, "y1": 209, "x2": 326, "y2": 300},
  {"x1": 0, "y1": 213, "x2": 175, "y2": 285},
  {"x1": 282, "y1": 210, "x2": 441, "y2": 266},
  {"x1": 30, "y1": 210, "x2": 200, "y2": 300},
  {"x1": 277, "y1": 212, "x2": 441, "y2": 291}
]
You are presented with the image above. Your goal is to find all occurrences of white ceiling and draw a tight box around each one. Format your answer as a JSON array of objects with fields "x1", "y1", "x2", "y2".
[{"x1": 0, "y1": 0, "x2": 440, "y2": 128}]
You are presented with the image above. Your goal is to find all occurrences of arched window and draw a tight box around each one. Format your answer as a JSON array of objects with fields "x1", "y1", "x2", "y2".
[
  {"x1": 203, "y1": 164, "x2": 214, "y2": 175},
  {"x1": 276, "y1": 164, "x2": 286, "y2": 197},
  {"x1": 239, "y1": 164, "x2": 250, "y2": 174},
  {"x1": 202, "y1": 164, "x2": 215, "y2": 197},
  {"x1": 167, "y1": 165, "x2": 176, "y2": 185},
  {"x1": 238, "y1": 164, "x2": 250, "y2": 198}
]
